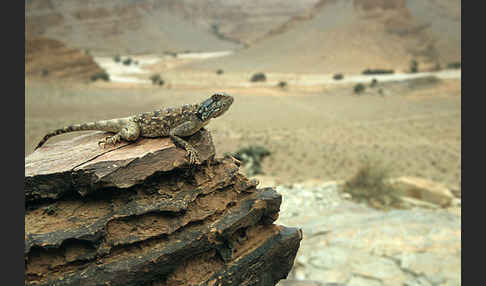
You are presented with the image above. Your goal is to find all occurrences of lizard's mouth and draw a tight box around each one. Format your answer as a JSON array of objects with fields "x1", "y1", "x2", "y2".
[{"x1": 197, "y1": 94, "x2": 233, "y2": 121}]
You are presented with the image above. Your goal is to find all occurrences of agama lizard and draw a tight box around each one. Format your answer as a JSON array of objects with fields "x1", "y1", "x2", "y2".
[{"x1": 35, "y1": 93, "x2": 234, "y2": 164}]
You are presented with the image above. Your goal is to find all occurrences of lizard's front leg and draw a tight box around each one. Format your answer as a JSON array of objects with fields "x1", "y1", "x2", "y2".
[
  {"x1": 169, "y1": 121, "x2": 202, "y2": 164},
  {"x1": 98, "y1": 121, "x2": 140, "y2": 148}
]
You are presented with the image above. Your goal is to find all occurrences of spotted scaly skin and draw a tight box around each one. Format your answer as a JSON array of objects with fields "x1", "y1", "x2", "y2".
[{"x1": 35, "y1": 93, "x2": 234, "y2": 164}]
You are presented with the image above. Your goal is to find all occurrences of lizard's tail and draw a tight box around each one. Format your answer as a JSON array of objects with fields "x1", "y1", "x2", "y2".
[{"x1": 35, "y1": 122, "x2": 100, "y2": 150}]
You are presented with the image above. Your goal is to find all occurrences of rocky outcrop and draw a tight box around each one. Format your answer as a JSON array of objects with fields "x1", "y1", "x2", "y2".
[
  {"x1": 25, "y1": 129, "x2": 302, "y2": 286},
  {"x1": 388, "y1": 176, "x2": 457, "y2": 207},
  {"x1": 25, "y1": 36, "x2": 107, "y2": 82}
]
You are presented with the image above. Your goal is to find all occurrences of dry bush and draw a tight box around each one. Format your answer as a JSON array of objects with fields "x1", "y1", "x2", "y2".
[
  {"x1": 342, "y1": 161, "x2": 404, "y2": 210},
  {"x1": 353, "y1": 83, "x2": 366, "y2": 94},
  {"x1": 250, "y1": 73, "x2": 266, "y2": 82}
]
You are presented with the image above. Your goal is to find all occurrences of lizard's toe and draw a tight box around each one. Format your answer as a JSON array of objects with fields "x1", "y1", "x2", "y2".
[
  {"x1": 187, "y1": 150, "x2": 201, "y2": 165},
  {"x1": 104, "y1": 135, "x2": 122, "y2": 146},
  {"x1": 98, "y1": 136, "x2": 117, "y2": 148},
  {"x1": 98, "y1": 139, "x2": 107, "y2": 148}
]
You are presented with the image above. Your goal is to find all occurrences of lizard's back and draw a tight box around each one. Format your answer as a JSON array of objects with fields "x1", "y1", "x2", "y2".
[{"x1": 134, "y1": 104, "x2": 200, "y2": 137}]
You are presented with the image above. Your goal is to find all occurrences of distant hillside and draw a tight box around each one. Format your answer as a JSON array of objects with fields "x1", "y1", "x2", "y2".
[
  {"x1": 25, "y1": 0, "x2": 320, "y2": 55},
  {"x1": 25, "y1": 33, "x2": 107, "y2": 81},
  {"x1": 26, "y1": 0, "x2": 460, "y2": 73},
  {"x1": 25, "y1": 0, "x2": 242, "y2": 55},
  {"x1": 179, "y1": 0, "x2": 461, "y2": 74}
]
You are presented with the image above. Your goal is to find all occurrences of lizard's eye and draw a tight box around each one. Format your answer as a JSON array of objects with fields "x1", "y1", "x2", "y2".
[{"x1": 211, "y1": 93, "x2": 225, "y2": 100}]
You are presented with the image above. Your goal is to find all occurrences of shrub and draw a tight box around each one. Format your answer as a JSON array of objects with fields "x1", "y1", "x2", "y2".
[
  {"x1": 232, "y1": 145, "x2": 271, "y2": 176},
  {"x1": 250, "y1": 72, "x2": 266, "y2": 82},
  {"x1": 362, "y1": 69, "x2": 394, "y2": 75},
  {"x1": 40, "y1": 69, "x2": 49, "y2": 77},
  {"x1": 123, "y1": 58, "x2": 132, "y2": 66},
  {"x1": 216, "y1": 69, "x2": 224, "y2": 75},
  {"x1": 278, "y1": 81, "x2": 287, "y2": 88},
  {"x1": 150, "y1": 74, "x2": 164, "y2": 86},
  {"x1": 113, "y1": 55, "x2": 121, "y2": 62},
  {"x1": 90, "y1": 72, "x2": 110, "y2": 82},
  {"x1": 333, "y1": 73, "x2": 344, "y2": 80},
  {"x1": 341, "y1": 161, "x2": 402, "y2": 210},
  {"x1": 164, "y1": 51, "x2": 177, "y2": 57},
  {"x1": 406, "y1": 76, "x2": 440, "y2": 89},
  {"x1": 447, "y1": 62, "x2": 461, "y2": 69},
  {"x1": 354, "y1": 83, "x2": 366, "y2": 94},
  {"x1": 370, "y1": 78, "x2": 378, "y2": 87},
  {"x1": 409, "y1": 59, "x2": 418, "y2": 73}
]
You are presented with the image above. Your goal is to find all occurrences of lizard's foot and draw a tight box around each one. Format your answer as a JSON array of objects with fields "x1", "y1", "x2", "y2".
[
  {"x1": 186, "y1": 148, "x2": 201, "y2": 165},
  {"x1": 205, "y1": 158, "x2": 215, "y2": 178},
  {"x1": 169, "y1": 134, "x2": 201, "y2": 165},
  {"x1": 98, "y1": 134, "x2": 121, "y2": 148}
]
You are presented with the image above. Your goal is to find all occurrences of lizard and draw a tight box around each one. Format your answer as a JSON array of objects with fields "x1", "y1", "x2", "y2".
[{"x1": 35, "y1": 92, "x2": 234, "y2": 164}]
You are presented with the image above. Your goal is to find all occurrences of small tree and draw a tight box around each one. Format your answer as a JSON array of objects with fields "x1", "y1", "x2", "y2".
[
  {"x1": 354, "y1": 83, "x2": 366, "y2": 94},
  {"x1": 150, "y1": 74, "x2": 164, "y2": 86},
  {"x1": 123, "y1": 58, "x2": 132, "y2": 66},
  {"x1": 91, "y1": 72, "x2": 110, "y2": 82},
  {"x1": 333, "y1": 73, "x2": 344, "y2": 80},
  {"x1": 216, "y1": 69, "x2": 224, "y2": 75},
  {"x1": 278, "y1": 81, "x2": 287, "y2": 88},
  {"x1": 250, "y1": 73, "x2": 266, "y2": 82},
  {"x1": 113, "y1": 55, "x2": 121, "y2": 62},
  {"x1": 370, "y1": 78, "x2": 378, "y2": 88},
  {"x1": 409, "y1": 59, "x2": 418, "y2": 73}
]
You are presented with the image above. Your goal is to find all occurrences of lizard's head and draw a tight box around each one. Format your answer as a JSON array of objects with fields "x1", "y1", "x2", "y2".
[{"x1": 197, "y1": 93, "x2": 234, "y2": 121}]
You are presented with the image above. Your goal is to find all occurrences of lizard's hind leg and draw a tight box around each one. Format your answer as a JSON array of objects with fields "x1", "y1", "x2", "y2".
[{"x1": 98, "y1": 121, "x2": 140, "y2": 148}]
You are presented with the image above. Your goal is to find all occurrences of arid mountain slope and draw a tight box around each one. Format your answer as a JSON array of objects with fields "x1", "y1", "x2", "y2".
[
  {"x1": 25, "y1": 35, "x2": 107, "y2": 81},
  {"x1": 26, "y1": 0, "x2": 460, "y2": 73},
  {"x1": 179, "y1": 0, "x2": 461, "y2": 73},
  {"x1": 26, "y1": 0, "x2": 320, "y2": 54},
  {"x1": 155, "y1": 0, "x2": 320, "y2": 45},
  {"x1": 25, "y1": 0, "x2": 242, "y2": 55}
]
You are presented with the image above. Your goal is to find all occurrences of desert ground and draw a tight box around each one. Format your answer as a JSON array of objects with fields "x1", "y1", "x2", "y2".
[{"x1": 25, "y1": 68, "x2": 461, "y2": 191}]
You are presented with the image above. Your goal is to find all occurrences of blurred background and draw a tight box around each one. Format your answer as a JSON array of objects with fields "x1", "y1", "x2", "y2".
[{"x1": 25, "y1": 0, "x2": 461, "y2": 285}]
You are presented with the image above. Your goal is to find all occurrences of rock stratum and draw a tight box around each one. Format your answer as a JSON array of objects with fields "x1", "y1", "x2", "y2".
[
  {"x1": 25, "y1": 35, "x2": 107, "y2": 82},
  {"x1": 25, "y1": 129, "x2": 302, "y2": 286}
]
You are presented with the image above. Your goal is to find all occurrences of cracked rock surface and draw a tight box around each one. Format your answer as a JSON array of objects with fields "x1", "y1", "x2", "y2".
[
  {"x1": 275, "y1": 182, "x2": 461, "y2": 286},
  {"x1": 25, "y1": 130, "x2": 302, "y2": 286}
]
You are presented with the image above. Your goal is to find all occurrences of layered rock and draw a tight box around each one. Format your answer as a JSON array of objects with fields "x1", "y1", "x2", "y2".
[
  {"x1": 25, "y1": 36, "x2": 107, "y2": 82},
  {"x1": 25, "y1": 129, "x2": 302, "y2": 286}
]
